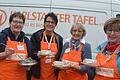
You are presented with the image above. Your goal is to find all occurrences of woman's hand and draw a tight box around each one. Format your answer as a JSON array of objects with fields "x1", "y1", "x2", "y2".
[
  {"x1": 5, "y1": 48, "x2": 15, "y2": 56},
  {"x1": 59, "y1": 64, "x2": 70, "y2": 70},
  {"x1": 70, "y1": 63, "x2": 80, "y2": 71},
  {"x1": 0, "y1": 48, "x2": 15, "y2": 59},
  {"x1": 82, "y1": 58, "x2": 99, "y2": 67}
]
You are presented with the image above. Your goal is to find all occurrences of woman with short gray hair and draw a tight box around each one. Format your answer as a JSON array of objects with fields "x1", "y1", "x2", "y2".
[{"x1": 58, "y1": 23, "x2": 91, "y2": 80}]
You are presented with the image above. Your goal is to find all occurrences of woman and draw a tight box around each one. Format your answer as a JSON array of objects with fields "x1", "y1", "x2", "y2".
[
  {"x1": 93, "y1": 18, "x2": 120, "y2": 80},
  {"x1": 58, "y1": 23, "x2": 91, "y2": 80},
  {"x1": 0, "y1": 12, "x2": 31, "y2": 80},
  {"x1": 84, "y1": 17, "x2": 120, "y2": 80},
  {"x1": 30, "y1": 12, "x2": 63, "y2": 80}
]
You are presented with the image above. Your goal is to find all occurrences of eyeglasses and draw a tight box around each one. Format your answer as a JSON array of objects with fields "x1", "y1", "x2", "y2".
[
  {"x1": 45, "y1": 21, "x2": 55, "y2": 24},
  {"x1": 106, "y1": 30, "x2": 120, "y2": 34},
  {"x1": 12, "y1": 20, "x2": 23, "y2": 24}
]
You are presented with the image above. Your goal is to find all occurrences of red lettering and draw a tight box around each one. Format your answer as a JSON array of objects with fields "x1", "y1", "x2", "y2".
[
  {"x1": 77, "y1": 16, "x2": 83, "y2": 24},
  {"x1": 27, "y1": 12, "x2": 35, "y2": 20},
  {"x1": 40, "y1": 12, "x2": 46, "y2": 21},
  {"x1": 32, "y1": 12, "x2": 37, "y2": 20},
  {"x1": 65, "y1": 14, "x2": 70, "y2": 23},
  {"x1": 72, "y1": 15, "x2": 78, "y2": 23},
  {"x1": 59, "y1": 14, "x2": 65, "y2": 22},
  {"x1": 84, "y1": 16, "x2": 88, "y2": 24},
  {"x1": 94, "y1": 17, "x2": 97, "y2": 25},
  {"x1": 37, "y1": 12, "x2": 42, "y2": 21}
]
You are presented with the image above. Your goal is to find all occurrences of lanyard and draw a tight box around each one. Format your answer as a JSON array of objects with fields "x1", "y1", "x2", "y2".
[
  {"x1": 44, "y1": 34, "x2": 54, "y2": 50},
  {"x1": 101, "y1": 46, "x2": 120, "y2": 66}
]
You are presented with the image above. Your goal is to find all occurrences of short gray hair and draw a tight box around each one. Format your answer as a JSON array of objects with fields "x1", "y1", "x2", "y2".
[{"x1": 70, "y1": 23, "x2": 86, "y2": 38}]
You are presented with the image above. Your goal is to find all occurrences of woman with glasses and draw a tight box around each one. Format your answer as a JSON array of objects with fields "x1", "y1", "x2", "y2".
[
  {"x1": 84, "y1": 18, "x2": 120, "y2": 80},
  {"x1": 57, "y1": 23, "x2": 91, "y2": 80},
  {"x1": 0, "y1": 12, "x2": 31, "y2": 80},
  {"x1": 30, "y1": 12, "x2": 63, "y2": 80}
]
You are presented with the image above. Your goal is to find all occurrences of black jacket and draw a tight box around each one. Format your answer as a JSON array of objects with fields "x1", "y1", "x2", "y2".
[{"x1": 30, "y1": 29, "x2": 63, "y2": 79}]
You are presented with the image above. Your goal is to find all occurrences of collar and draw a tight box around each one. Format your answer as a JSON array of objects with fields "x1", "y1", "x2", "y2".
[
  {"x1": 6, "y1": 28, "x2": 25, "y2": 41},
  {"x1": 64, "y1": 37, "x2": 85, "y2": 45}
]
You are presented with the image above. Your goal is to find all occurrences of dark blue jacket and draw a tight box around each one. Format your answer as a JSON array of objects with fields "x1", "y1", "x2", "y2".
[{"x1": 0, "y1": 27, "x2": 31, "y2": 55}]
